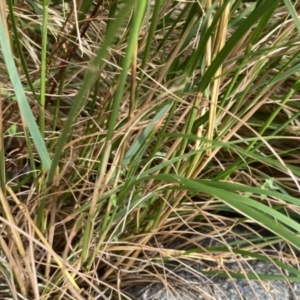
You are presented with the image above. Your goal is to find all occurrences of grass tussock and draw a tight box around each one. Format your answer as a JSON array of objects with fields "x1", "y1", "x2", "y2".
[{"x1": 0, "y1": 0, "x2": 300, "y2": 299}]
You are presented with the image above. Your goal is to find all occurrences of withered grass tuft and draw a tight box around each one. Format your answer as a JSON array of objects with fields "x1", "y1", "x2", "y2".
[{"x1": 0, "y1": 0, "x2": 300, "y2": 299}]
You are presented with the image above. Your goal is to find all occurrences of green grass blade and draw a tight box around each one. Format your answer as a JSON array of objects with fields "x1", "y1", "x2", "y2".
[
  {"x1": 0, "y1": 17, "x2": 51, "y2": 169},
  {"x1": 84, "y1": 0, "x2": 148, "y2": 264},
  {"x1": 283, "y1": 0, "x2": 300, "y2": 35},
  {"x1": 47, "y1": 0, "x2": 135, "y2": 183},
  {"x1": 122, "y1": 103, "x2": 171, "y2": 167},
  {"x1": 142, "y1": 174, "x2": 300, "y2": 250},
  {"x1": 197, "y1": 0, "x2": 280, "y2": 92}
]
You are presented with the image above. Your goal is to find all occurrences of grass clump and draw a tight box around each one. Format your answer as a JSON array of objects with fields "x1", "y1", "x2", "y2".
[{"x1": 0, "y1": 0, "x2": 300, "y2": 299}]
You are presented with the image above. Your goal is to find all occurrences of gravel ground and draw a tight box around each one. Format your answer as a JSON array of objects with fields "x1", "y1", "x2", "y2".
[
  {"x1": 129, "y1": 259, "x2": 300, "y2": 300},
  {"x1": 127, "y1": 234, "x2": 300, "y2": 300}
]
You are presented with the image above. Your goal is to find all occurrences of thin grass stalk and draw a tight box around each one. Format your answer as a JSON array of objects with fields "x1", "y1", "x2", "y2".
[
  {"x1": 180, "y1": 103, "x2": 206, "y2": 177},
  {"x1": 0, "y1": 188, "x2": 28, "y2": 296},
  {"x1": 84, "y1": 0, "x2": 148, "y2": 268},
  {"x1": 23, "y1": 126, "x2": 37, "y2": 186},
  {"x1": 166, "y1": 83, "x2": 279, "y2": 211},
  {"x1": 40, "y1": 0, "x2": 49, "y2": 143},
  {"x1": 113, "y1": 25, "x2": 139, "y2": 192},
  {"x1": 80, "y1": 1, "x2": 138, "y2": 264},
  {"x1": 193, "y1": 80, "x2": 283, "y2": 178},
  {"x1": 154, "y1": 2, "x2": 191, "y2": 60},
  {"x1": 197, "y1": 0, "x2": 280, "y2": 94},
  {"x1": 84, "y1": 76, "x2": 101, "y2": 131},
  {"x1": 205, "y1": 0, "x2": 212, "y2": 72},
  {"x1": 6, "y1": 186, "x2": 82, "y2": 293},
  {"x1": 217, "y1": 84, "x2": 300, "y2": 181},
  {"x1": 216, "y1": 49, "x2": 300, "y2": 179},
  {"x1": 47, "y1": 1, "x2": 136, "y2": 184},
  {"x1": 184, "y1": 1, "x2": 227, "y2": 78},
  {"x1": 247, "y1": 51, "x2": 300, "y2": 138},
  {"x1": 219, "y1": 59, "x2": 267, "y2": 140},
  {"x1": 69, "y1": 69, "x2": 107, "y2": 178},
  {"x1": 140, "y1": 0, "x2": 162, "y2": 72},
  {"x1": 8, "y1": 189, "x2": 44, "y2": 299},
  {"x1": 187, "y1": 0, "x2": 281, "y2": 179},
  {"x1": 102, "y1": 233, "x2": 155, "y2": 280},
  {"x1": 254, "y1": 87, "x2": 297, "y2": 148},
  {"x1": 122, "y1": 102, "x2": 171, "y2": 204},
  {"x1": 0, "y1": 94, "x2": 6, "y2": 193},
  {"x1": 45, "y1": 193, "x2": 58, "y2": 280},
  {"x1": 206, "y1": 0, "x2": 230, "y2": 156},
  {"x1": 165, "y1": 4, "x2": 228, "y2": 173},
  {"x1": 36, "y1": 0, "x2": 50, "y2": 232},
  {"x1": 0, "y1": 236, "x2": 25, "y2": 298},
  {"x1": 51, "y1": 68, "x2": 68, "y2": 133},
  {"x1": 106, "y1": 0, "x2": 117, "y2": 33},
  {"x1": 204, "y1": 0, "x2": 213, "y2": 156},
  {"x1": 144, "y1": 94, "x2": 187, "y2": 186},
  {"x1": 118, "y1": 17, "x2": 138, "y2": 174},
  {"x1": 6, "y1": 0, "x2": 38, "y2": 100},
  {"x1": 151, "y1": 14, "x2": 200, "y2": 174},
  {"x1": 176, "y1": 92, "x2": 203, "y2": 174},
  {"x1": 144, "y1": 15, "x2": 200, "y2": 107}
]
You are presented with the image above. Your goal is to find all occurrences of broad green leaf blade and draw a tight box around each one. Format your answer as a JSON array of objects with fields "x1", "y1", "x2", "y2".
[
  {"x1": 144, "y1": 174, "x2": 300, "y2": 250},
  {"x1": 0, "y1": 17, "x2": 51, "y2": 169}
]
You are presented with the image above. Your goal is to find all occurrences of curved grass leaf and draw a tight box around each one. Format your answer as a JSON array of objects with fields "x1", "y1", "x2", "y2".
[{"x1": 137, "y1": 174, "x2": 300, "y2": 250}]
